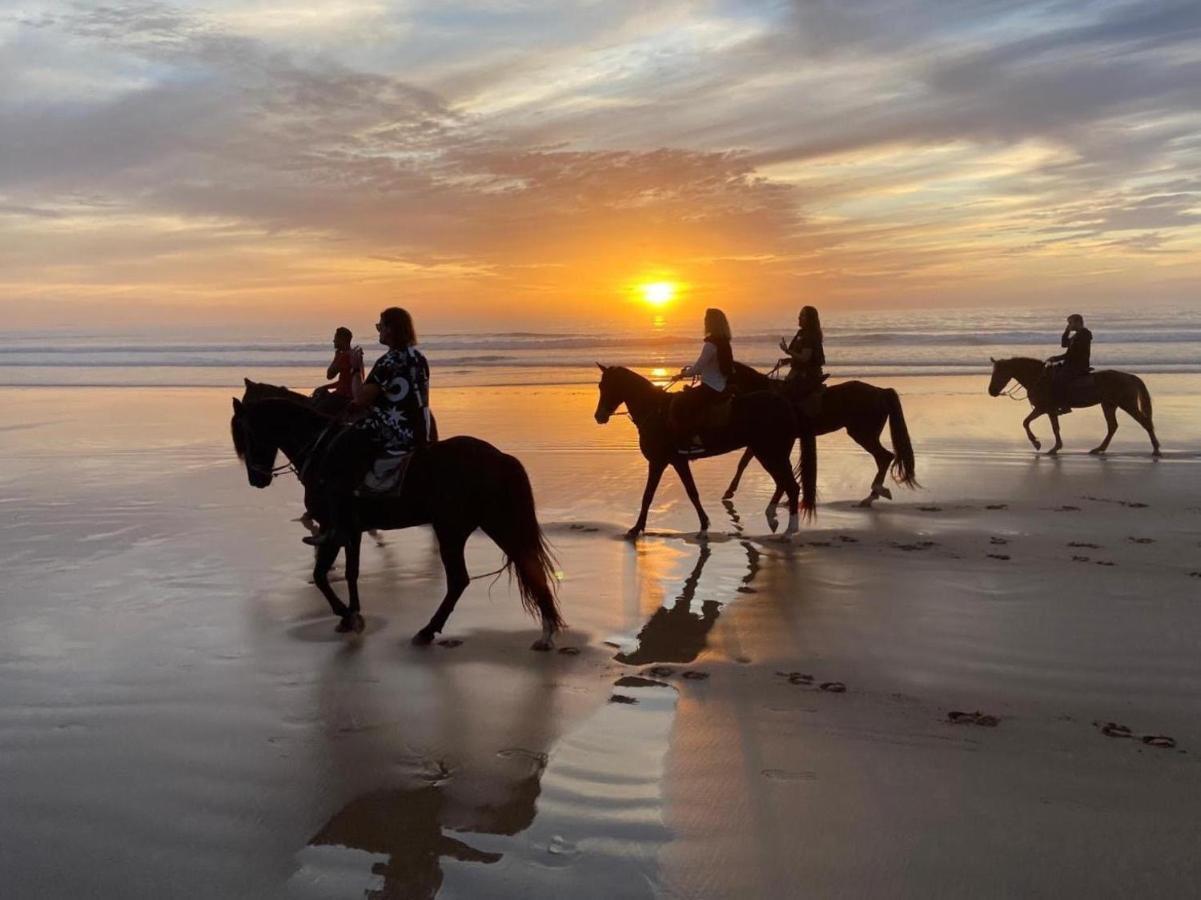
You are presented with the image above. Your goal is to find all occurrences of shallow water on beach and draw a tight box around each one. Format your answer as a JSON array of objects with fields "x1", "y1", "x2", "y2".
[{"x1": 2, "y1": 376, "x2": 1201, "y2": 897}]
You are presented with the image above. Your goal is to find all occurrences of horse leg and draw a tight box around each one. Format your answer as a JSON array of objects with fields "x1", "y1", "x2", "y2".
[
  {"x1": 1121, "y1": 400, "x2": 1162, "y2": 457},
  {"x1": 851, "y1": 428, "x2": 894, "y2": 507},
  {"x1": 334, "y1": 530, "x2": 365, "y2": 633},
  {"x1": 413, "y1": 527, "x2": 470, "y2": 645},
  {"x1": 1047, "y1": 413, "x2": 1063, "y2": 455},
  {"x1": 672, "y1": 459, "x2": 710, "y2": 534},
  {"x1": 1090, "y1": 403, "x2": 1118, "y2": 455},
  {"x1": 628, "y1": 459, "x2": 668, "y2": 539},
  {"x1": 758, "y1": 453, "x2": 800, "y2": 534},
  {"x1": 722, "y1": 447, "x2": 754, "y2": 500},
  {"x1": 312, "y1": 541, "x2": 351, "y2": 624},
  {"x1": 1022, "y1": 409, "x2": 1043, "y2": 451}
]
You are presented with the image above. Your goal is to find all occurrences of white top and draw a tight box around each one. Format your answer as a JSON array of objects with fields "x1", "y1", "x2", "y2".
[{"x1": 682, "y1": 341, "x2": 727, "y2": 392}]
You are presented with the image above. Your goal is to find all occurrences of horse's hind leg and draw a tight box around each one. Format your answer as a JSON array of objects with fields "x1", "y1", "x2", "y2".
[
  {"x1": 722, "y1": 448, "x2": 754, "y2": 500},
  {"x1": 1120, "y1": 400, "x2": 1162, "y2": 456},
  {"x1": 758, "y1": 452, "x2": 800, "y2": 534},
  {"x1": 414, "y1": 527, "x2": 470, "y2": 645},
  {"x1": 850, "y1": 428, "x2": 894, "y2": 507},
  {"x1": 312, "y1": 542, "x2": 351, "y2": 623},
  {"x1": 1090, "y1": 403, "x2": 1118, "y2": 455}
]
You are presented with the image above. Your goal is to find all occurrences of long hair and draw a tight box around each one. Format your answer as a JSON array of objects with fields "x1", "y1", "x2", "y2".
[
  {"x1": 800, "y1": 305, "x2": 822, "y2": 341},
  {"x1": 380, "y1": 307, "x2": 417, "y2": 347},
  {"x1": 704, "y1": 308, "x2": 732, "y2": 341}
]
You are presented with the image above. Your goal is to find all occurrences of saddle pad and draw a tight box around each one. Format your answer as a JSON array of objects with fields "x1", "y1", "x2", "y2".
[{"x1": 360, "y1": 452, "x2": 413, "y2": 497}]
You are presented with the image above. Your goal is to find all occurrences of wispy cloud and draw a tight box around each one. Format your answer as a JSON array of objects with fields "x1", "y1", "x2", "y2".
[{"x1": 2, "y1": 0, "x2": 1199, "y2": 329}]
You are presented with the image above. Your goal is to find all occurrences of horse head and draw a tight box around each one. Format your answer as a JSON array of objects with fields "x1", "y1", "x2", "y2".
[
  {"x1": 987, "y1": 357, "x2": 1011, "y2": 397},
  {"x1": 594, "y1": 363, "x2": 620, "y2": 424},
  {"x1": 230, "y1": 397, "x2": 280, "y2": 488}
]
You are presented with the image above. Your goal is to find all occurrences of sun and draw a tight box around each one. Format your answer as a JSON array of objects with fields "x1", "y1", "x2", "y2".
[{"x1": 640, "y1": 281, "x2": 676, "y2": 307}]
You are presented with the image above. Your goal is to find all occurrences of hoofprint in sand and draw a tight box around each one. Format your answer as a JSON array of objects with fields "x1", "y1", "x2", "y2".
[{"x1": 1, "y1": 378, "x2": 1199, "y2": 897}]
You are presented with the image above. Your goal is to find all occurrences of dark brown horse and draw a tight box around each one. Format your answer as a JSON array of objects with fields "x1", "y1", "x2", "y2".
[
  {"x1": 988, "y1": 357, "x2": 1161, "y2": 456},
  {"x1": 230, "y1": 395, "x2": 564, "y2": 648},
  {"x1": 723, "y1": 362, "x2": 917, "y2": 507},
  {"x1": 593, "y1": 364, "x2": 815, "y2": 538}
]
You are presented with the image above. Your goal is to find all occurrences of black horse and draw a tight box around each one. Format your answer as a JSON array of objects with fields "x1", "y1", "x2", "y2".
[
  {"x1": 723, "y1": 362, "x2": 918, "y2": 507},
  {"x1": 230, "y1": 395, "x2": 564, "y2": 648},
  {"x1": 593, "y1": 364, "x2": 815, "y2": 538}
]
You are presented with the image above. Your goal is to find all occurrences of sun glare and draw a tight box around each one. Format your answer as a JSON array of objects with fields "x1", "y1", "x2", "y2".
[{"x1": 640, "y1": 281, "x2": 676, "y2": 307}]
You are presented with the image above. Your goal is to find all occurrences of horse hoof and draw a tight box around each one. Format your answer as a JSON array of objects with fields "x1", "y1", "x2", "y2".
[
  {"x1": 1152, "y1": 449, "x2": 1163, "y2": 458},
  {"x1": 1089, "y1": 447, "x2": 1103, "y2": 455},
  {"x1": 1047, "y1": 449, "x2": 1059, "y2": 457},
  {"x1": 335, "y1": 617, "x2": 356, "y2": 633},
  {"x1": 411, "y1": 629, "x2": 436, "y2": 646},
  {"x1": 1032, "y1": 442, "x2": 1041, "y2": 451},
  {"x1": 721, "y1": 490, "x2": 735, "y2": 500},
  {"x1": 876, "y1": 487, "x2": 892, "y2": 500},
  {"x1": 530, "y1": 639, "x2": 554, "y2": 652},
  {"x1": 857, "y1": 497, "x2": 875, "y2": 508},
  {"x1": 624, "y1": 528, "x2": 642, "y2": 541},
  {"x1": 352, "y1": 614, "x2": 365, "y2": 633}
]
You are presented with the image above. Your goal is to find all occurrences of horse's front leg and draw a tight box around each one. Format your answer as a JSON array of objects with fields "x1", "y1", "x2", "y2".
[
  {"x1": 1047, "y1": 413, "x2": 1063, "y2": 456},
  {"x1": 335, "y1": 531, "x2": 365, "y2": 633},
  {"x1": 628, "y1": 459, "x2": 667, "y2": 539},
  {"x1": 312, "y1": 542, "x2": 351, "y2": 623},
  {"x1": 722, "y1": 448, "x2": 754, "y2": 500},
  {"x1": 1022, "y1": 409, "x2": 1044, "y2": 451},
  {"x1": 672, "y1": 459, "x2": 710, "y2": 534}
]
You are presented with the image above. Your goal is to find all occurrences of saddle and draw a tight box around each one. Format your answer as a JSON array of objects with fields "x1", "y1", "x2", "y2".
[
  {"x1": 1062, "y1": 372, "x2": 1101, "y2": 408},
  {"x1": 699, "y1": 396, "x2": 735, "y2": 431},
  {"x1": 357, "y1": 451, "x2": 414, "y2": 497}
]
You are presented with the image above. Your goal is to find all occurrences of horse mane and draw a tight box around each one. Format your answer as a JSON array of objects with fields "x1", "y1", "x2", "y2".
[{"x1": 231, "y1": 394, "x2": 334, "y2": 460}]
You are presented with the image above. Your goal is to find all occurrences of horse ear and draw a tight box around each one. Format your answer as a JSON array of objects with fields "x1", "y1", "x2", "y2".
[
  {"x1": 232, "y1": 398, "x2": 242, "y2": 413},
  {"x1": 989, "y1": 356, "x2": 996, "y2": 364},
  {"x1": 596, "y1": 362, "x2": 607, "y2": 372},
  {"x1": 243, "y1": 377, "x2": 252, "y2": 388}
]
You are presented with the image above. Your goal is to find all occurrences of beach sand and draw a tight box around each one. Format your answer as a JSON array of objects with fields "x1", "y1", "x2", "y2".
[{"x1": 2, "y1": 376, "x2": 1200, "y2": 897}]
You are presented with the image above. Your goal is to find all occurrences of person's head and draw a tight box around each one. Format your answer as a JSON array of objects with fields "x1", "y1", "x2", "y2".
[
  {"x1": 799, "y1": 305, "x2": 821, "y2": 334},
  {"x1": 704, "y1": 308, "x2": 732, "y2": 341},
  {"x1": 333, "y1": 326, "x2": 352, "y2": 351},
  {"x1": 1067, "y1": 314, "x2": 1084, "y2": 330},
  {"x1": 376, "y1": 307, "x2": 417, "y2": 349}
]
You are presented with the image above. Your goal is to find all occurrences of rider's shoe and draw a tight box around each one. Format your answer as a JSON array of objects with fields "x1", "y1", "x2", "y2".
[{"x1": 302, "y1": 530, "x2": 334, "y2": 547}]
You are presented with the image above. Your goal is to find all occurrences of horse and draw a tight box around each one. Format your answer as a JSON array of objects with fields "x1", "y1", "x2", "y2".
[
  {"x1": 593, "y1": 364, "x2": 815, "y2": 538},
  {"x1": 722, "y1": 362, "x2": 917, "y2": 507},
  {"x1": 230, "y1": 395, "x2": 564, "y2": 648},
  {"x1": 987, "y1": 357, "x2": 1161, "y2": 457}
]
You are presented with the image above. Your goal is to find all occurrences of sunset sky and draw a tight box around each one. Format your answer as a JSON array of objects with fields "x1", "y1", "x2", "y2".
[{"x1": 3, "y1": 1, "x2": 1200, "y2": 332}]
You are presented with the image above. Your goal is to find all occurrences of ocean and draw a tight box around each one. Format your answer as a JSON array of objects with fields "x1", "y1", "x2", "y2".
[{"x1": 2, "y1": 305, "x2": 1197, "y2": 389}]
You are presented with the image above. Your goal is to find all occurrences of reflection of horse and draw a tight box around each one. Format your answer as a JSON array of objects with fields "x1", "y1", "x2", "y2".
[
  {"x1": 594, "y1": 365, "x2": 815, "y2": 538},
  {"x1": 988, "y1": 357, "x2": 1161, "y2": 456},
  {"x1": 616, "y1": 543, "x2": 718, "y2": 666},
  {"x1": 723, "y1": 362, "x2": 917, "y2": 508},
  {"x1": 230, "y1": 395, "x2": 563, "y2": 647},
  {"x1": 308, "y1": 759, "x2": 545, "y2": 900}
]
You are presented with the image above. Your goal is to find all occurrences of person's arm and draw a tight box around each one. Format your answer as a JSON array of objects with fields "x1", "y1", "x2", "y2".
[
  {"x1": 1061, "y1": 327, "x2": 1072, "y2": 349},
  {"x1": 415, "y1": 354, "x2": 431, "y2": 446},
  {"x1": 326, "y1": 351, "x2": 341, "y2": 380},
  {"x1": 682, "y1": 342, "x2": 715, "y2": 377}
]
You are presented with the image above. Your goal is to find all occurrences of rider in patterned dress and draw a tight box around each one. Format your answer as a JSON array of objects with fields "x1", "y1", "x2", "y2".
[{"x1": 303, "y1": 307, "x2": 430, "y2": 546}]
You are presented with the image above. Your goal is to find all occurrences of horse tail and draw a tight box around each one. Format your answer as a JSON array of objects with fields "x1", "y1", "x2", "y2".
[
  {"x1": 885, "y1": 389, "x2": 919, "y2": 488},
  {"x1": 792, "y1": 429, "x2": 818, "y2": 519},
  {"x1": 479, "y1": 453, "x2": 565, "y2": 634},
  {"x1": 1135, "y1": 377, "x2": 1154, "y2": 421}
]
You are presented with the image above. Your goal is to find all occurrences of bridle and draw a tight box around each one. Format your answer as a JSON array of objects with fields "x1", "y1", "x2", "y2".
[{"x1": 237, "y1": 413, "x2": 337, "y2": 481}]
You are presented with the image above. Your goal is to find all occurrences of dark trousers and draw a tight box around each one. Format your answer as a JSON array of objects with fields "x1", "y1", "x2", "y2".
[
  {"x1": 312, "y1": 427, "x2": 380, "y2": 538},
  {"x1": 670, "y1": 384, "x2": 722, "y2": 440}
]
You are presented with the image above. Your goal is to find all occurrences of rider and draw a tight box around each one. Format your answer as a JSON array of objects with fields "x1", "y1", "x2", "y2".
[
  {"x1": 778, "y1": 305, "x2": 825, "y2": 396},
  {"x1": 314, "y1": 326, "x2": 364, "y2": 403},
  {"x1": 303, "y1": 307, "x2": 431, "y2": 546},
  {"x1": 670, "y1": 308, "x2": 734, "y2": 451},
  {"x1": 1045, "y1": 313, "x2": 1092, "y2": 414}
]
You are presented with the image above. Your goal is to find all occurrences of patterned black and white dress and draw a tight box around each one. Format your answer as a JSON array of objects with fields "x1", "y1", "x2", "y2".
[{"x1": 356, "y1": 346, "x2": 430, "y2": 454}]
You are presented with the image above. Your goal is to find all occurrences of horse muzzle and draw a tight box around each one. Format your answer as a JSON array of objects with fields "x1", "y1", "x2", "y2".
[
  {"x1": 248, "y1": 470, "x2": 273, "y2": 488},
  {"x1": 595, "y1": 411, "x2": 610, "y2": 425}
]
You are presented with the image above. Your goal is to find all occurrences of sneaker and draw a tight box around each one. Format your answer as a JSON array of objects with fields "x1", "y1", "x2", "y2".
[{"x1": 302, "y1": 531, "x2": 333, "y2": 546}]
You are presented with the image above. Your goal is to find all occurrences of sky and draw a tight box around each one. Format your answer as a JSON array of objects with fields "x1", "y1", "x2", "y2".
[{"x1": 2, "y1": 0, "x2": 1200, "y2": 333}]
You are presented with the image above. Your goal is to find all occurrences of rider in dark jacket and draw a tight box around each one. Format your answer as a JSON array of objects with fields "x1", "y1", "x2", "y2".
[
  {"x1": 1045, "y1": 314, "x2": 1092, "y2": 414},
  {"x1": 779, "y1": 305, "x2": 825, "y2": 397}
]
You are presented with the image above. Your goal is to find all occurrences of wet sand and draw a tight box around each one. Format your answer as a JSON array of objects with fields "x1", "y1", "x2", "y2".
[{"x1": 2, "y1": 377, "x2": 1200, "y2": 897}]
